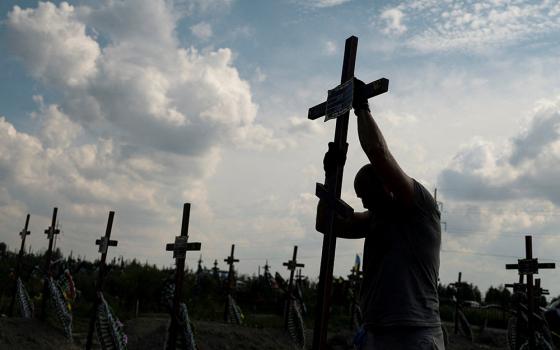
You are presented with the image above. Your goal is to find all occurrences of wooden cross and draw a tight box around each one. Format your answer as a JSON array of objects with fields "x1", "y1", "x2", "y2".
[
  {"x1": 86, "y1": 211, "x2": 118, "y2": 350},
  {"x1": 223, "y1": 244, "x2": 239, "y2": 323},
  {"x1": 283, "y1": 246, "x2": 305, "y2": 296},
  {"x1": 534, "y1": 278, "x2": 549, "y2": 301},
  {"x1": 224, "y1": 244, "x2": 239, "y2": 291},
  {"x1": 40, "y1": 207, "x2": 60, "y2": 320},
  {"x1": 296, "y1": 268, "x2": 304, "y2": 284},
  {"x1": 212, "y1": 259, "x2": 220, "y2": 279},
  {"x1": 505, "y1": 235, "x2": 555, "y2": 350},
  {"x1": 9, "y1": 214, "x2": 30, "y2": 316},
  {"x1": 283, "y1": 246, "x2": 305, "y2": 329},
  {"x1": 165, "y1": 203, "x2": 201, "y2": 350},
  {"x1": 308, "y1": 35, "x2": 389, "y2": 350}
]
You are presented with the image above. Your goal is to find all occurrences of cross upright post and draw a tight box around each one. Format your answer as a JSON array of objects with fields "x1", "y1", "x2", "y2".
[
  {"x1": 506, "y1": 235, "x2": 555, "y2": 350},
  {"x1": 283, "y1": 246, "x2": 305, "y2": 329},
  {"x1": 86, "y1": 211, "x2": 118, "y2": 350},
  {"x1": 308, "y1": 35, "x2": 388, "y2": 350},
  {"x1": 165, "y1": 203, "x2": 201, "y2": 350},
  {"x1": 9, "y1": 214, "x2": 31, "y2": 316},
  {"x1": 40, "y1": 207, "x2": 60, "y2": 320}
]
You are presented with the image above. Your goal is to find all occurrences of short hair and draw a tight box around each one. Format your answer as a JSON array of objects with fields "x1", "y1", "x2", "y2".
[{"x1": 354, "y1": 164, "x2": 383, "y2": 195}]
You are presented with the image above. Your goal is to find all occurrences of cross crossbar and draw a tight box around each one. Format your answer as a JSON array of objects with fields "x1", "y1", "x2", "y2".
[{"x1": 308, "y1": 78, "x2": 389, "y2": 120}]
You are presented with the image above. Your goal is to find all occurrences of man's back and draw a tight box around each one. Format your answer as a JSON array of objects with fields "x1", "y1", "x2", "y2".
[{"x1": 361, "y1": 179, "x2": 441, "y2": 329}]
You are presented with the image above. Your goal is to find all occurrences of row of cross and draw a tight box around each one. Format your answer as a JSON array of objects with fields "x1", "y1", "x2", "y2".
[{"x1": 9, "y1": 203, "x2": 313, "y2": 350}]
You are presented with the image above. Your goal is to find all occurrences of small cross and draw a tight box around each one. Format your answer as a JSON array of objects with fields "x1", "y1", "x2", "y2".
[
  {"x1": 86, "y1": 211, "x2": 119, "y2": 350},
  {"x1": 19, "y1": 215, "x2": 30, "y2": 240},
  {"x1": 505, "y1": 235, "x2": 555, "y2": 350},
  {"x1": 44, "y1": 223, "x2": 60, "y2": 240},
  {"x1": 224, "y1": 244, "x2": 239, "y2": 267},
  {"x1": 166, "y1": 205, "x2": 201, "y2": 260},
  {"x1": 296, "y1": 268, "x2": 305, "y2": 284},
  {"x1": 283, "y1": 246, "x2": 305, "y2": 329},
  {"x1": 164, "y1": 203, "x2": 201, "y2": 350}
]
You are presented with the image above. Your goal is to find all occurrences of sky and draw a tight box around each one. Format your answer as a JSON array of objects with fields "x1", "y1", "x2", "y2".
[{"x1": 1, "y1": 0, "x2": 560, "y2": 298}]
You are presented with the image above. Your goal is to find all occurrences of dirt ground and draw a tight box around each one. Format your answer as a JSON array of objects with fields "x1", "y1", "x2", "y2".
[
  {"x1": 0, "y1": 318, "x2": 80, "y2": 350},
  {"x1": 0, "y1": 316, "x2": 508, "y2": 349}
]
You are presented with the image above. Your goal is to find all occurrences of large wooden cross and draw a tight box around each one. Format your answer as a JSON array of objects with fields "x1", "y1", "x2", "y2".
[
  {"x1": 40, "y1": 207, "x2": 60, "y2": 320},
  {"x1": 307, "y1": 35, "x2": 389, "y2": 349},
  {"x1": 86, "y1": 211, "x2": 118, "y2": 350},
  {"x1": 506, "y1": 235, "x2": 555, "y2": 350},
  {"x1": 165, "y1": 203, "x2": 201, "y2": 350},
  {"x1": 9, "y1": 214, "x2": 31, "y2": 316},
  {"x1": 283, "y1": 246, "x2": 305, "y2": 329}
]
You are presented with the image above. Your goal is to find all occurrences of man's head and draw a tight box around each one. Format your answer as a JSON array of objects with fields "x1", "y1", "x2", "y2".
[{"x1": 354, "y1": 164, "x2": 393, "y2": 210}]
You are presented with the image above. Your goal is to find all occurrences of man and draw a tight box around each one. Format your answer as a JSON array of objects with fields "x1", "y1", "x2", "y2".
[{"x1": 316, "y1": 79, "x2": 444, "y2": 349}]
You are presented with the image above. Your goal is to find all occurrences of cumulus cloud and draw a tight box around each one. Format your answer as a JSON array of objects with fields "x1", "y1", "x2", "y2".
[
  {"x1": 306, "y1": 0, "x2": 351, "y2": 8},
  {"x1": 378, "y1": 1, "x2": 560, "y2": 52},
  {"x1": 190, "y1": 21, "x2": 213, "y2": 40},
  {"x1": 5, "y1": 2, "x2": 100, "y2": 86},
  {"x1": 324, "y1": 40, "x2": 337, "y2": 55},
  {"x1": 439, "y1": 95, "x2": 560, "y2": 205},
  {"x1": 4, "y1": 0, "x2": 291, "y2": 158},
  {"x1": 380, "y1": 8, "x2": 407, "y2": 35},
  {"x1": 0, "y1": 0, "x2": 291, "y2": 263}
]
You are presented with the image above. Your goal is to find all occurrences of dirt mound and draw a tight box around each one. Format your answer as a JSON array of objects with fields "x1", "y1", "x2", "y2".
[
  {"x1": 125, "y1": 316, "x2": 297, "y2": 350},
  {"x1": 0, "y1": 317, "x2": 80, "y2": 350}
]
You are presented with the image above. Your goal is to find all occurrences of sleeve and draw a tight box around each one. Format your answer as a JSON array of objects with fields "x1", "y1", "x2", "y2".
[{"x1": 411, "y1": 179, "x2": 441, "y2": 221}]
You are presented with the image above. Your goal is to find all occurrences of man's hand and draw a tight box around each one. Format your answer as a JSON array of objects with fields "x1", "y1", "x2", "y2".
[{"x1": 353, "y1": 78, "x2": 370, "y2": 112}]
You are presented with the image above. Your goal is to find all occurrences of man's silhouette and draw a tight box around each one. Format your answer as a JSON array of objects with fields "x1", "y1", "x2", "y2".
[{"x1": 317, "y1": 79, "x2": 444, "y2": 349}]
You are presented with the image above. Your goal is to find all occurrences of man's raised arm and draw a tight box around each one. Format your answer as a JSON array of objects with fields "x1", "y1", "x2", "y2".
[{"x1": 353, "y1": 79, "x2": 414, "y2": 206}]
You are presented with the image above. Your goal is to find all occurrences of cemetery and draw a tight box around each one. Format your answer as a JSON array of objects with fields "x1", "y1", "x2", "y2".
[{"x1": 1, "y1": 6, "x2": 560, "y2": 347}]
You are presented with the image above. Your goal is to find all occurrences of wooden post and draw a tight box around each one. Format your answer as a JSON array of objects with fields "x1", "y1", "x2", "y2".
[
  {"x1": 348, "y1": 255, "x2": 362, "y2": 329},
  {"x1": 307, "y1": 35, "x2": 389, "y2": 349},
  {"x1": 86, "y1": 211, "x2": 118, "y2": 350},
  {"x1": 506, "y1": 235, "x2": 555, "y2": 350},
  {"x1": 9, "y1": 214, "x2": 31, "y2": 316},
  {"x1": 283, "y1": 246, "x2": 305, "y2": 329},
  {"x1": 40, "y1": 207, "x2": 60, "y2": 320},
  {"x1": 452, "y1": 272, "x2": 462, "y2": 334},
  {"x1": 165, "y1": 203, "x2": 201, "y2": 349}
]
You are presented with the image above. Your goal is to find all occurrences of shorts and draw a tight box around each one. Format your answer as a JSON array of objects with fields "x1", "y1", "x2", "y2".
[{"x1": 358, "y1": 326, "x2": 445, "y2": 350}]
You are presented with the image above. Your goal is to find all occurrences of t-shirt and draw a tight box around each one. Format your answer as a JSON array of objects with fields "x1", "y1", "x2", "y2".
[{"x1": 360, "y1": 179, "x2": 441, "y2": 329}]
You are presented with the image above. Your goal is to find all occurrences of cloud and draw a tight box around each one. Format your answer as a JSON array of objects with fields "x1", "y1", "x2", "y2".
[
  {"x1": 296, "y1": 0, "x2": 351, "y2": 8},
  {"x1": 378, "y1": 1, "x2": 560, "y2": 52},
  {"x1": 324, "y1": 40, "x2": 337, "y2": 55},
  {"x1": 4, "y1": 0, "x2": 280, "y2": 157},
  {"x1": 5, "y1": 2, "x2": 101, "y2": 86},
  {"x1": 190, "y1": 21, "x2": 213, "y2": 40},
  {"x1": 0, "y1": 0, "x2": 290, "y2": 264},
  {"x1": 380, "y1": 8, "x2": 407, "y2": 35},
  {"x1": 438, "y1": 95, "x2": 560, "y2": 205}
]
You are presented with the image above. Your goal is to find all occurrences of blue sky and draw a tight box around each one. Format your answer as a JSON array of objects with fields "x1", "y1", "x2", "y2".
[{"x1": 1, "y1": 0, "x2": 560, "y2": 297}]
